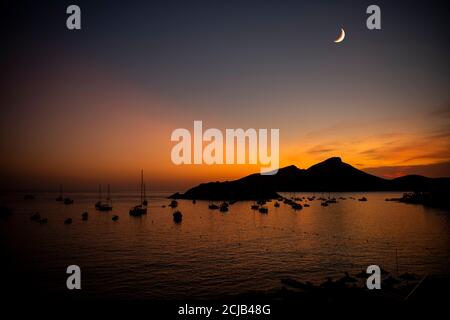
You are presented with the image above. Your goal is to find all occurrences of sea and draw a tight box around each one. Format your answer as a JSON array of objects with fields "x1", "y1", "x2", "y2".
[{"x1": 0, "y1": 191, "x2": 448, "y2": 300}]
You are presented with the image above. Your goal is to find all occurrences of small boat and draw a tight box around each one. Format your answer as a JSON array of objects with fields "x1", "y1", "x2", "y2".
[
  {"x1": 64, "y1": 218, "x2": 72, "y2": 224},
  {"x1": 95, "y1": 184, "x2": 102, "y2": 209},
  {"x1": 321, "y1": 202, "x2": 329, "y2": 207},
  {"x1": 291, "y1": 203, "x2": 303, "y2": 210},
  {"x1": 192, "y1": 199, "x2": 196, "y2": 204},
  {"x1": 64, "y1": 198, "x2": 74, "y2": 205},
  {"x1": 358, "y1": 197, "x2": 368, "y2": 202},
  {"x1": 129, "y1": 205, "x2": 147, "y2": 216},
  {"x1": 81, "y1": 212, "x2": 88, "y2": 221},
  {"x1": 169, "y1": 200, "x2": 178, "y2": 208},
  {"x1": 304, "y1": 204, "x2": 310, "y2": 207},
  {"x1": 208, "y1": 203, "x2": 219, "y2": 210},
  {"x1": 259, "y1": 207, "x2": 268, "y2": 214},
  {"x1": 251, "y1": 204, "x2": 259, "y2": 210},
  {"x1": 129, "y1": 170, "x2": 148, "y2": 216},
  {"x1": 173, "y1": 211, "x2": 182, "y2": 223},
  {"x1": 56, "y1": 185, "x2": 63, "y2": 201},
  {"x1": 97, "y1": 184, "x2": 113, "y2": 211},
  {"x1": 274, "y1": 202, "x2": 280, "y2": 207},
  {"x1": 97, "y1": 202, "x2": 112, "y2": 211},
  {"x1": 112, "y1": 215, "x2": 119, "y2": 221},
  {"x1": 219, "y1": 203, "x2": 229, "y2": 212},
  {"x1": 30, "y1": 212, "x2": 41, "y2": 221}
]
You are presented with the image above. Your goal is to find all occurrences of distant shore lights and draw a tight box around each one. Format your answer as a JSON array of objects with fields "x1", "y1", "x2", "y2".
[{"x1": 171, "y1": 121, "x2": 279, "y2": 175}]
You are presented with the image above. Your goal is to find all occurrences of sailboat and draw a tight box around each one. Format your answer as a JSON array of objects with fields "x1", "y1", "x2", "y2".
[
  {"x1": 129, "y1": 170, "x2": 147, "y2": 216},
  {"x1": 97, "y1": 184, "x2": 113, "y2": 211},
  {"x1": 95, "y1": 184, "x2": 102, "y2": 209},
  {"x1": 60, "y1": 184, "x2": 73, "y2": 205}
]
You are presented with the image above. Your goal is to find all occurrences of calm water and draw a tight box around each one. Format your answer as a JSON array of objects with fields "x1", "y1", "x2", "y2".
[{"x1": 0, "y1": 191, "x2": 449, "y2": 300}]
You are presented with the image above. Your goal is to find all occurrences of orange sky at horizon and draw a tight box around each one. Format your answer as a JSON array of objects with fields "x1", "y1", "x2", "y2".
[{"x1": 1, "y1": 60, "x2": 449, "y2": 191}]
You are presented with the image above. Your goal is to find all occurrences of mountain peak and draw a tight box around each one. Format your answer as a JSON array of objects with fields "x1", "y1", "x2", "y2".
[
  {"x1": 322, "y1": 157, "x2": 342, "y2": 164},
  {"x1": 307, "y1": 157, "x2": 343, "y2": 171}
]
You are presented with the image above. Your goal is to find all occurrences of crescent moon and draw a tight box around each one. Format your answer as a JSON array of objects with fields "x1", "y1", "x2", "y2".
[{"x1": 334, "y1": 28, "x2": 346, "y2": 43}]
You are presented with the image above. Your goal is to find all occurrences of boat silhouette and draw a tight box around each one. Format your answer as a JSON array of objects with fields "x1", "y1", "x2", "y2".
[
  {"x1": 129, "y1": 170, "x2": 147, "y2": 216},
  {"x1": 97, "y1": 184, "x2": 113, "y2": 211},
  {"x1": 169, "y1": 200, "x2": 178, "y2": 208},
  {"x1": 95, "y1": 184, "x2": 102, "y2": 209},
  {"x1": 219, "y1": 202, "x2": 229, "y2": 212},
  {"x1": 258, "y1": 207, "x2": 268, "y2": 214},
  {"x1": 291, "y1": 203, "x2": 303, "y2": 210},
  {"x1": 208, "y1": 203, "x2": 219, "y2": 210},
  {"x1": 173, "y1": 211, "x2": 182, "y2": 223}
]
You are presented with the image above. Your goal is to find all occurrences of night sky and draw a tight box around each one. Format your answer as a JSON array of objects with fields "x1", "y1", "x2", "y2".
[{"x1": 1, "y1": 0, "x2": 449, "y2": 191}]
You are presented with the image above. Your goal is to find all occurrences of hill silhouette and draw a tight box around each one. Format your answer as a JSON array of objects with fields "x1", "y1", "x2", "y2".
[{"x1": 169, "y1": 157, "x2": 450, "y2": 200}]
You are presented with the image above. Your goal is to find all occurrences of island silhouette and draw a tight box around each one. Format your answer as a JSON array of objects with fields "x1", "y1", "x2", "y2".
[{"x1": 170, "y1": 157, "x2": 450, "y2": 201}]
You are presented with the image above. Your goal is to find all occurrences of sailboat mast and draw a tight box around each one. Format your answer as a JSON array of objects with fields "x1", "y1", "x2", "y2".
[{"x1": 140, "y1": 170, "x2": 144, "y2": 204}]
